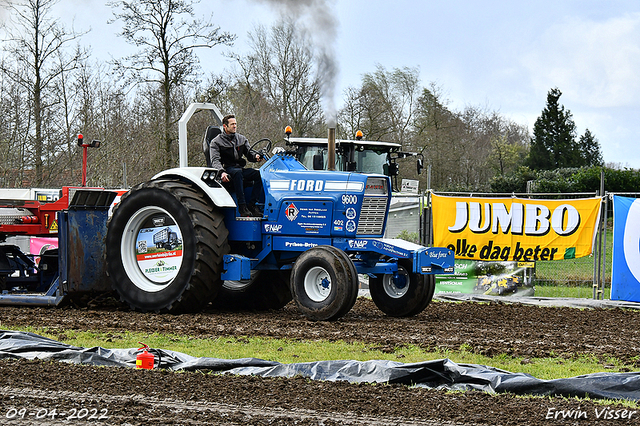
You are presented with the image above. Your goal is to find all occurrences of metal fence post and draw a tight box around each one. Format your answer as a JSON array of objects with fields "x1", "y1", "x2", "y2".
[
  {"x1": 420, "y1": 190, "x2": 433, "y2": 246},
  {"x1": 593, "y1": 170, "x2": 605, "y2": 300},
  {"x1": 600, "y1": 194, "x2": 609, "y2": 298}
]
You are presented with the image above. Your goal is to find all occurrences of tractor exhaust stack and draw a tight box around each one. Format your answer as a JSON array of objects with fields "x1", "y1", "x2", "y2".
[{"x1": 327, "y1": 127, "x2": 336, "y2": 171}]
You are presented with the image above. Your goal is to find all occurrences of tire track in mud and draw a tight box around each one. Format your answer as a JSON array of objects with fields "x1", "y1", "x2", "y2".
[
  {"x1": 3, "y1": 298, "x2": 639, "y2": 365},
  {"x1": 2, "y1": 298, "x2": 639, "y2": 425},
  {"x1": 1, "y1": 387, "x2": 467, "y2": 426}
]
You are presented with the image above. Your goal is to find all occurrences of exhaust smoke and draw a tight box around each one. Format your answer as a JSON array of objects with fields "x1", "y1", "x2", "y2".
[{"x1": 253, "y1": 0, "x2": 339, "y2": 126}]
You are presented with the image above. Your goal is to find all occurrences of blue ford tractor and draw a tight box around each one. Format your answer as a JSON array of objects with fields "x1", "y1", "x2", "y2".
[{"x1": 105, "y1": 103, "x2": 453, "y2": 321}]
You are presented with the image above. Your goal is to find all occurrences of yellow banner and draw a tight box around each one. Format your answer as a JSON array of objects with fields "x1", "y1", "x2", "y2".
[{"x1": 432, "y1": 194, "x2": 602, "y2": 261}]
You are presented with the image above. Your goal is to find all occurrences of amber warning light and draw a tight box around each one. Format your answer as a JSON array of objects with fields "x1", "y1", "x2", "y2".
[{"x1": 284, "y1": 125, "x2": 293, "y2": 144}]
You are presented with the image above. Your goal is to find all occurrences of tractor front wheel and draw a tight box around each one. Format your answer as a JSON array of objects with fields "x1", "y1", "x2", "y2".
[
  {"x1": 369, "y1": 260, "x2": 435, "y2": 317},
  {"x1": 290, "y1": 246, "x2": 358, "y2": 321}
]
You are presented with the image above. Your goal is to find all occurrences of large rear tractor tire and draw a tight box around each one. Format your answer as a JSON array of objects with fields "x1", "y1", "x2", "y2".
[
  {"x1": 369, "y1": 260, "x2": 435, "y2": 317},
  {"x1": 290, "y1": 246, "x2": 358, "y2": 321},
  {"x1": 211, "y1": 269, "x2": 292, "y2": 311},
  {"x1": 106, "y1": 179, "x2": 229, "y2": 313}
]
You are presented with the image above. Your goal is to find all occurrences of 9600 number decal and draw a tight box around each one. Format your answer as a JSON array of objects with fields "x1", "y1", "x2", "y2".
[{"x1": 341, "y1": 194, "x2": 357, "y2": 205}]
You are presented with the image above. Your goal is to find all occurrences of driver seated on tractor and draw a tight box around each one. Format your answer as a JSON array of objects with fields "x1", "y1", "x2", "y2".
[{"x1": 209, "y1": 114, "x2": 265, "y2": 217}]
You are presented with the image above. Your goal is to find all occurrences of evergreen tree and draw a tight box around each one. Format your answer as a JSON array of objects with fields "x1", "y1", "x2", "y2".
[
  {"x1": 579, "y1": 128, "x2": 604, "y2": 166},
  {"x1": 528, "y1": 88, "x2": 581, "y2": 170}
]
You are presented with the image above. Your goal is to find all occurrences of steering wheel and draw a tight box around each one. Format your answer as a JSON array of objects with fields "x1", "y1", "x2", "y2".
[{"x1": 250, "y1": 138, "x2": 272, "y2": 161}]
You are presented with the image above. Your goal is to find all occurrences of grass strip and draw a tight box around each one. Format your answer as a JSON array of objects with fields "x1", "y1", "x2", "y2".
[
  {"x1": 10, "y1": 326, "x2": 637, "y2": 381},
  {"x1": 531, "y1": 285, "x2": 611, "y2": 299}
]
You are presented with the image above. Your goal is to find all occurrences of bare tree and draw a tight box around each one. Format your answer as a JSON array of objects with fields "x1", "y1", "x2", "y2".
[
  {"x1": 0, "y1": 59, "x2": 30, "y2": 187},
  {"x1": 1, "y1": 0, "x2": 87, "y2": 185},
  {"x1": 109, "y1": 0, "x2": 235, "y2": 169},
  {"x1": 69, "y1": 60, "x2": 137, "y2": 188},
  {"x1": 338, "y1": 82, "x2": 390, "y2": 142},
  {"x1": 338, "y1": 86, "x2": 367, "y2": 139},
  {"x1": 487, "y1": 123, "x2": 529, "y2": 177},
  {"x1": 411, "y1": 81, "x2": 531, "y2": 192},
  {"x1": 338, "y1": 65, "x2": 420, "y2": 146},
  {"x1": 411, "y1": 83, "x2": 461, "y2": 189},
  {"x1": 223, "y1": 19, "x2": 324, "y2": 139}
]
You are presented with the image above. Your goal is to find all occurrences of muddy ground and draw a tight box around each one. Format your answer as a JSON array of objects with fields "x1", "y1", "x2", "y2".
[{"x1": 1, "y1": 297, "x2": 640, "y2": 425}]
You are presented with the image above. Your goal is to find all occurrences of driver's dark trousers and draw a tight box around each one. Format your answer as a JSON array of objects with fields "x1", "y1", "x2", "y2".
[{"x1": 226, "y1": 166, "x2": 264, "y2": 206}]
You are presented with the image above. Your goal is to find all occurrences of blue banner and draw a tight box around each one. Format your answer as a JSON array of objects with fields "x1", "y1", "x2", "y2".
[{"x1": 611, "y1": 196, "x2": 640, "y2": 302}]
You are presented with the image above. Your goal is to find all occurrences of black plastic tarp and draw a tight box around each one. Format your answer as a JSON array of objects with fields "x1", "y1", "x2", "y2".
[{"x1": 1, "y1": 330, "x2": 639, "y2": 401}]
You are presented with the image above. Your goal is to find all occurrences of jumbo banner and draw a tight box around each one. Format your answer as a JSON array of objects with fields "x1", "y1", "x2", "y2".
[
  {"x1": 432, "y1": 194, "x2": 602, "y2": 261},
  {"x1": 611, "y1": 196, "x2": 640, "y2": 302}
]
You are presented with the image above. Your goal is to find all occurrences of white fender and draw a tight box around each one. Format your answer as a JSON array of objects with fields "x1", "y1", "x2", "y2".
[{"x1": 153, "y1": 167, "x2": 236, "y2": 208}]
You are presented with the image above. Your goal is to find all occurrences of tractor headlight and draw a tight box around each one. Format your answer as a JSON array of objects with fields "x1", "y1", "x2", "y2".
[{"x1": 201, "y1": 170, "x2": 221, "y2": 187}]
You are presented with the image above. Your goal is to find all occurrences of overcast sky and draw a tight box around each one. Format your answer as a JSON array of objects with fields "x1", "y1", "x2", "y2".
[{"x1": 9, "y1": 0, "x2": 640, "y2": 168}]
